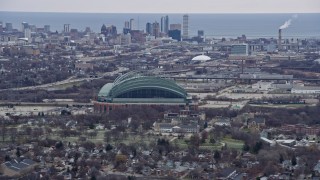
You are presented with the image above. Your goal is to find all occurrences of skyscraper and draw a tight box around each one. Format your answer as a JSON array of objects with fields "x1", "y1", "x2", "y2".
[
  {"x1": 21, "y1": 22, "x2": 29, "y2": 32},
  {"x1": 130, "y1": 19, "x2": 135, "y2": 30},
  {"x1": 168, "y1": 30, "x2": 181, "y2": 41},
  {"x1": 170, "y1": 24, "x2": 182, "y2": 31},
  {"x1": 160, "y1": 15, "x2": 169, "y2": 34},
  {"x1": 123, "y1": 21, "x2": 131, "y2": 34},
  {"x1": 24, "y1": 28, "x2": 31, "y2": 42},
  {"x1": 152, "y1": 21, "x2": 160, "y2": 38},
  {"x1": 182, "y1": 14, "x2": 189, "y2": 40},
  {"x1": 146, "y1": 22, "x2": 153, "y2": 35},
  {"x1": 5, "y1": 23, "x2": 13, "y2": 32},
  {"x1": 124, "y1": 21, "x2": 130, "y2": 29},
  {"x1": 198, "y1": 30, "x2": 204, "y2": 37},
  {"x1": 64, "y1": 24, "x2": 70, "y2": 33}
]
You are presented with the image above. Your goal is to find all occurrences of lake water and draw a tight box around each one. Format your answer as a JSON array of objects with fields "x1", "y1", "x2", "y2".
[{"x1": 1, "y1": 12, "x2": 319, "y2": 39}]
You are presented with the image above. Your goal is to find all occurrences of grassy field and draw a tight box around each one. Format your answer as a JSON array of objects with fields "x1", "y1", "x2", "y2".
[
  {"x1": 173, "y1": 136, "x2": 244, "y2": 150},
  {"x1": 222, "y1": 137, "x2": 244, "y2": 149}
]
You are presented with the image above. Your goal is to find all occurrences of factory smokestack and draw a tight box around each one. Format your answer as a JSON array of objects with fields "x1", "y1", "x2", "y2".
[{"x1": 278, "y1": 29, "x2": 282, "y2": 51}]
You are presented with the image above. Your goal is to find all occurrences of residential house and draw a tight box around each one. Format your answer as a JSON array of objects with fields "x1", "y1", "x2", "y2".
[{"x1": 247, "y1": 117, "x2": 265, "y2": 129}]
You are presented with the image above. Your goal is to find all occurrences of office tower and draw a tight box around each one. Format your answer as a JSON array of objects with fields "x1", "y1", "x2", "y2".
[
  {"x1": 123, "y1": 28, "x2": 130, "y2": 34},
  {"x1": 146, "y1": 22, "x2": 153, "y2": 35},
  {"x1": 101, "y1": 24, "x2": 107, "y2": 36},
  {"x1": 5, "y1": 23, "x2": 13, "y2": 31},
  {"x1": 123, "y1": 21, "x2": 131, "y2": 34},
  {"x1": 101, "y1": 24, "x2": 117, "y2": 37},
  {"x1": 21, "y1": 22, "x2": 29, "y2": 32},
  {"x1": 24, "y1": 28, "x2": 31, "y2": 41},
  {"x1": 168, "y1": 29, "x2": 181, "y2": 41},
  {"x1": 0, "y1": 21, "x2": 2, "y2": 32},
  {"x1": 160, "y1": 16, "x2": 169, "y2": 33},
  {"x1": 170, "y1": 24, "x2": 182, "y2": 31},
  {"x1": 44, "y1": 25, "x2": 50, "y2": 32},
  {"x1": 130, "y1": 19, "x2": 135, "y2": 30},
  {"x1": 182, "y1": 14, "x2": 189, "y2": 40},
  {"x1": 29, "y1": 24, "x2": 36, "y2": 32},
  {"x1": 152, "y1": 21, "x2": 160, "y2": 38},
  {"x1": 198, "y1": 30, "x2": 204, "y2": 37},
  {"x1": 164, "y1": 15, "x2": 169, "y2": 33},
  {"x1": 64, "y1": 24, "x2": 70, "y2": 33},
  {"x1": 125, "y1": 21, "x2": 130, "y2": 29},
  {"x1": 106, "y1": 25, "x2": 117, "y2": 36}
]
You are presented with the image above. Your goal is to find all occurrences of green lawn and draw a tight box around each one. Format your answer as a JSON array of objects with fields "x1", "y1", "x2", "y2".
[
  {"x1": 172, "y1": 137, "x2": 244, "y2": 150},
  {"x1": 222, "y1": 137, "x2": 244, "y2": 149}
]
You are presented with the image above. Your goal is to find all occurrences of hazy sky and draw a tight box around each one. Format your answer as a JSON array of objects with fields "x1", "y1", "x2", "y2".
[{"x1": 1, "y1": 0, "x2": 320, "y2": 13}]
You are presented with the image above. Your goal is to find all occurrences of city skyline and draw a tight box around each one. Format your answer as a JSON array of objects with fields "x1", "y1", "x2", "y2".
[{"x1": 1, "y1": 0, "x2": 320, "y2": 13}]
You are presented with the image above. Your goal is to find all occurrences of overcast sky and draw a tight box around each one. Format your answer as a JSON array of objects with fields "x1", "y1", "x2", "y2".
[{"x1": 1, "y1": 0, "x2": 320, "y2": 13}]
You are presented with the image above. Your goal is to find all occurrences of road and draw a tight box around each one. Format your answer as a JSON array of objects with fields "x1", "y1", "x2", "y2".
[{"x1": 0, "y1": 67, "x2": 128, "y2": 92}]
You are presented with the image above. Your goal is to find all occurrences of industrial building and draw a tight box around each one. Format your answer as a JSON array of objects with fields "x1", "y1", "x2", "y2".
[
  {"x1": 291, "y1": 86, "x2": 320, "y2": 94},
  {"x1": 94, "y1": 71, "x2": 194, "y2": 113},
  {"x1": 230, "y1": 43, "x2": 249, "y2": 56}
]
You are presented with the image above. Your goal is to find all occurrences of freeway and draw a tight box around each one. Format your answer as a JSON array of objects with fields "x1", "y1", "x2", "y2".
[
  {"x1": 0, "y1": 67, "x2": 129, "y2": 92},
  {"x1": 169, "y1": 75, "x2": 320, "y2": 82}
]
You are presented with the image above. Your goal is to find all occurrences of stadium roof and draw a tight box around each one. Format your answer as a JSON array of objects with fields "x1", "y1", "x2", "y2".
[{"x1": 98, "y1": 71, "x2": 187, "y2": 103}]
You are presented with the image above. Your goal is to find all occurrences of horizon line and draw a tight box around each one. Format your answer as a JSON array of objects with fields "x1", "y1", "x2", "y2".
[{"x1": 1, "y1": 10, "x2": 319, "y2": 14}]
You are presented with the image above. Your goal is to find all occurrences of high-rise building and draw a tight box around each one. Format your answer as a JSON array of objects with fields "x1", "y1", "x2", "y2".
[
  {"x1": 170, "y1": 24, "x2": 182, "y2": 31},
  {"x1": 182, "y1": 14, "x2": 189, "y2": 40},
  {"x1": 0, "y1": 21, "x2": 3, "y2": 32},
  {"x1": 161, "y1": 15, "x2": 169, "y2": 34},
  {"x1": 44, "y1": 25, "x2": 50, "y2": 33},
  {"x1": 123, "y1": 28, "x2": 131, "y2": 35},
  {"x1": 152, "y1": 22, "x2": 160, "y2": 38},
  {"x1": 24, "y1": 28, "x2": 31, "y2": 42},
  {"x1": 21, "y1": 22, "x2": 29, "y2": 32},
  {"x1": 198, "y1": 30, "x2": 204, "y2": 37},
  {"x1": 124, "y1": 21, "x2": 130, "y2": 29},
  {"x1": 5, "y1": 23, "x2": 13, "y2": 32},
  {"x1": 101, "y1": 24, "x2": 117, "y2": 37},
  {"x1": 130, "y1": 19, "x2": 135, "y2": 30},
  {"x1": 146, "y1": 22, "x2": 153, "y2": 35},
  {"x1": 168, "y1": 29, "x2": 181, "y2": 41},
  {"x1": 29, "y1": 25, "x2": 36, "y2": 32},
  {"x1": 64, "y1": 24, "x2": 70, "y2": 33}
]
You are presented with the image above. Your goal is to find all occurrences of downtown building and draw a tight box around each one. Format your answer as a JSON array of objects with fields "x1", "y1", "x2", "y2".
[{"x1": 161, "y1": 15, "x2": 169, "y2": 34}]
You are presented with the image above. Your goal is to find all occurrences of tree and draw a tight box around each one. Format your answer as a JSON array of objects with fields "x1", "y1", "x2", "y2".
[
  {"x1": 242, "y1": 142, "x2": 250, "y2": 152},
  {"x1": 252, "y1": 141, "x2": 262, "y2": 154},
  {"x1": 189, "y1": 134, "x2": 200, "y2": 148},
  {"x1": 201, "y1": 131, "x2": 208, "y2": 144},
  {"x1": 214, "y1": 150, "x2": 221, "y2": 162},
  {"x1": 291, "y1": 156, "x2": 297, "y2": 166},
  {"x1": 1, "y1": 119, "x2": 7, "y2": 142},
  {"x1": 279, "y1": 154, "x2": 284, "y2": 163},
  {"x1": 204, "y1": 122, "x2": 208, "y2": 129},
  {"x1": 16, "y1": 148, "x2": 21, "y2": 157},
  {"x1": 55, "y1": 141, "x2": 64, "y2": 149},
  {"x1": 105, "y1": 144, "x2": 113, "y2": 151}
]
